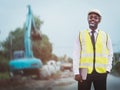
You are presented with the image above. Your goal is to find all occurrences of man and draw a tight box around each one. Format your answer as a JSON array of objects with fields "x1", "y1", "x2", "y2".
[{"x1": 73, "y1": 9, "x2": 113, "y2": 90}]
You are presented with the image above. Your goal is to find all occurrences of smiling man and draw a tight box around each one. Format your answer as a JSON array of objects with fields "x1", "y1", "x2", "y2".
[{"x1": 73, "y1": 9, "x2": 113, "y2": 90}]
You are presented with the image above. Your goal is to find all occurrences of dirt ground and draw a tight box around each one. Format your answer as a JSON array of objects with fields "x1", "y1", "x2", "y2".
[{"x1": 0, "y1": 71, "x2": 75, "y2": 90}]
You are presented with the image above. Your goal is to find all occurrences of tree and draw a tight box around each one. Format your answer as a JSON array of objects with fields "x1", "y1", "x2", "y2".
[
  {"x1": 50, "y1": 54, "x2": 58, "y2": 61},
  {"x1": 34, "y1": 16, "x2": 43, "y2": 30},
  {"x1": 32, "y1": 34, "x2": 53, "y2": 64},
  {"x1": 2, "y1": 28, "x2": 24, "y2": 59},
  {"x1": 111, "y1": 52, "x2": 120, "y2": 76}
]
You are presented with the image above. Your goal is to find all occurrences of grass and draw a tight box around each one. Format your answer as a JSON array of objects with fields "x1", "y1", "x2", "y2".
[{"x1": 0, "y1": 72, "x2": 10, "y2": 80}]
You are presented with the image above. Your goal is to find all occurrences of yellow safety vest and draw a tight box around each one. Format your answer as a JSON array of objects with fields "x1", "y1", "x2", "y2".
[{"x1": 79, "y1": 30, "x2": 109, "y2": 74}]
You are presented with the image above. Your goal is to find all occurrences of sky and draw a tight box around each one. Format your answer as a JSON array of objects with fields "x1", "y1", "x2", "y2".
[{"x1": 0, "y1": 0, "x2": 120, "y2": 57}]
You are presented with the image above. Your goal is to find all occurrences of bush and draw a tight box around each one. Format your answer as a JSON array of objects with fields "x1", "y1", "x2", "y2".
[
  {"x1": 0, "y1": 56, "x2": 9, "y2": 72},
  {"x1": 111, "y1": 62, "x2": 120, "y2": 76},
  {"x1": 0, "y1": 72, "x2": 10, "y2": 80}
]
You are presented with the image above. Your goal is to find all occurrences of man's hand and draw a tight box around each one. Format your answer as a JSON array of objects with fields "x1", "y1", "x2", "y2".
[{"x1": 74, "y1": 74, "x2": 83, "y2": 82}]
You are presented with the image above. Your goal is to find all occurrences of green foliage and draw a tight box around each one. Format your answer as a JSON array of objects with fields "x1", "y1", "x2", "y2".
[
  {"x1": 68, "y1": 57, "x2": 73, "y2": 63},
  {"x1": 11, "y1": 28, "x2": 24, "y2": 50},
  {"x1": 32, "y1": 34, "x2": 53, "y2": 64},
  {"x1": 111, "y1": 62, "x2": 120, "y2": 76},
  {"x1": 2, "y1": 28, "x2": 24, "y2": 60},
  {"x1": 0, "y1": 72, "x2": 10, "y2": 80},
  {"x1": 34, "y1": 16, "x2": 43, "y2": 30},
  {"x1": 110, "y1": 52, "x2": 120, "y2": 76},
  {"x1": 113, "y1": 53, "x2": 120, "y2": 64},
  {"x1": 0, "y1": 55, "x2": 9, "y2": 72},
  {"x1": 50, "y1": 54, "x2": 58, "y2": 61}
]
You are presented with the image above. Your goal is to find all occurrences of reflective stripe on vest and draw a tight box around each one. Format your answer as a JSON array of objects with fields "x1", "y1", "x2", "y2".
[{"x1": 79, "y1": 30, "x2": 109, "y2": 74}]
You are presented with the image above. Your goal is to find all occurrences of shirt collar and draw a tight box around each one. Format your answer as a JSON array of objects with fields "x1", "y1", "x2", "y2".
[{"x1": 88, "y1": 28, "x2": 99, "y2": 33}]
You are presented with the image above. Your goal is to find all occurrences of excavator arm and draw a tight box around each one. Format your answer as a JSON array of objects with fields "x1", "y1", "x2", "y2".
[{"x1": 24, "y1": 5, "x2": 42, "y2": 57}]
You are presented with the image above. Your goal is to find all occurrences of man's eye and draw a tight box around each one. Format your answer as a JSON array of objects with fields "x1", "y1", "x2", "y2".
[
  {"x1": 94, "y1": 16, "x2": 99, "y2": 19},
  {"x1": 89, "y1": 16, "x2": 99, "y2": 19}
]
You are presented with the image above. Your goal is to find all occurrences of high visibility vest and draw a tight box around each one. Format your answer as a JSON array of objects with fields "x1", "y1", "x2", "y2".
[{"x1": 79, "y1": 30, "x2": 109, "y2": 74}]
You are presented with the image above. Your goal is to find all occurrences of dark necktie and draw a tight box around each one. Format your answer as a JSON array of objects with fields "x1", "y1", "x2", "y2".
[
  {"x1": 91, "y1": 31, "x2": 95, "y2": 50},
  {"x1": 91, "y1": 30, "x2": 96, "y2": 71}
]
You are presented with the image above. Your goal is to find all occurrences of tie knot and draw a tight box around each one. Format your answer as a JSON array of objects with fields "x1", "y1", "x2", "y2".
[{"x1": 91, "y1": 30, "x2": 95, "y2": 34}]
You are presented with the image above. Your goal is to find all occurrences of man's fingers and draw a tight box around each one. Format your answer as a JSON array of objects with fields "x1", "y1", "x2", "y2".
[{"x1": 80, "y1": 80, "x2": 83, "y2": 82}]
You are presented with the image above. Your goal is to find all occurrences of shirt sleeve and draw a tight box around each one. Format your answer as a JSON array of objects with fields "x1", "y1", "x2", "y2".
[
  {"x1": 72, "y1": 33, "x2": 81, "y2": 75},
  {"x1": 106, "y1": 34, "x2": 113, "y2": 72}
]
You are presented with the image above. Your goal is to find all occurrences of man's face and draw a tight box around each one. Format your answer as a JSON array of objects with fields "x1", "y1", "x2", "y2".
[{"x1": 88, "y1": 13, "x2": 101, "y2": 28}]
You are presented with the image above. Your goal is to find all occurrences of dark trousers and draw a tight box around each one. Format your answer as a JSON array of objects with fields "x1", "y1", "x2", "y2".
[{"x1": 78, "y1": 70, "x2": 108, "y2": 90}]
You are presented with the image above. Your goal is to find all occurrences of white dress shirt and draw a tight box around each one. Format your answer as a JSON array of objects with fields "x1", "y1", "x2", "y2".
[{"x1": 73, "y1": 29, "x2": 113, "y2": 75}]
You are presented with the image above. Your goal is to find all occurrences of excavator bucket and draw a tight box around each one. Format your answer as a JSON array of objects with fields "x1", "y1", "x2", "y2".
[{"x1": 31, "y1": 29, "x2": 42, "y2": 40}]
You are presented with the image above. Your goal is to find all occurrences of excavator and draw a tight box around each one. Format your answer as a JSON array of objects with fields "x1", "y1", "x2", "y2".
[{"x1": 9, "y1": 5, "x2": 43, "y2": 79}]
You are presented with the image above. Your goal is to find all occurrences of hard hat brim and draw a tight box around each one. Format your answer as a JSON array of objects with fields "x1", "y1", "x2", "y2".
[
  {"x1": 88, "y1": 9, "x2": 101, "y2": 17},
  {"x1": 88, "y1": 12, "x2": 101, "y2": 17}
]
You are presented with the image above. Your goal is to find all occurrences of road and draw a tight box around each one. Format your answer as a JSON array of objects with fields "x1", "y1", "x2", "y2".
[
  {"x1": 52, "y1": 73, "x2": 120, "y2": 90},
  {"x1": 1, "y1": 71, "x2": 120, "y2": 90},
  {"x1": 107, "y1": 74, "x2": 120, "y2": 90}
]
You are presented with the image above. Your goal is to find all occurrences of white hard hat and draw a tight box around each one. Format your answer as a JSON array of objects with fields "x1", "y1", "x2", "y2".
[{"x1": 88, "y1": 9, "x2": 101, "y2": 17}]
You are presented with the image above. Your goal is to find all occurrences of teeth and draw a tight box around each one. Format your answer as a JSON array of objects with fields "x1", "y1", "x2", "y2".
[{"x1": 90, "y1": 23, "x2": 95, "y2": 26}]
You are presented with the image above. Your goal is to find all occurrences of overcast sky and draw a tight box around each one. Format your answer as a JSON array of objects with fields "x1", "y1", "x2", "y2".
[{"x1": 0, "y1": 0, "x2": 120, "y2": 57}]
